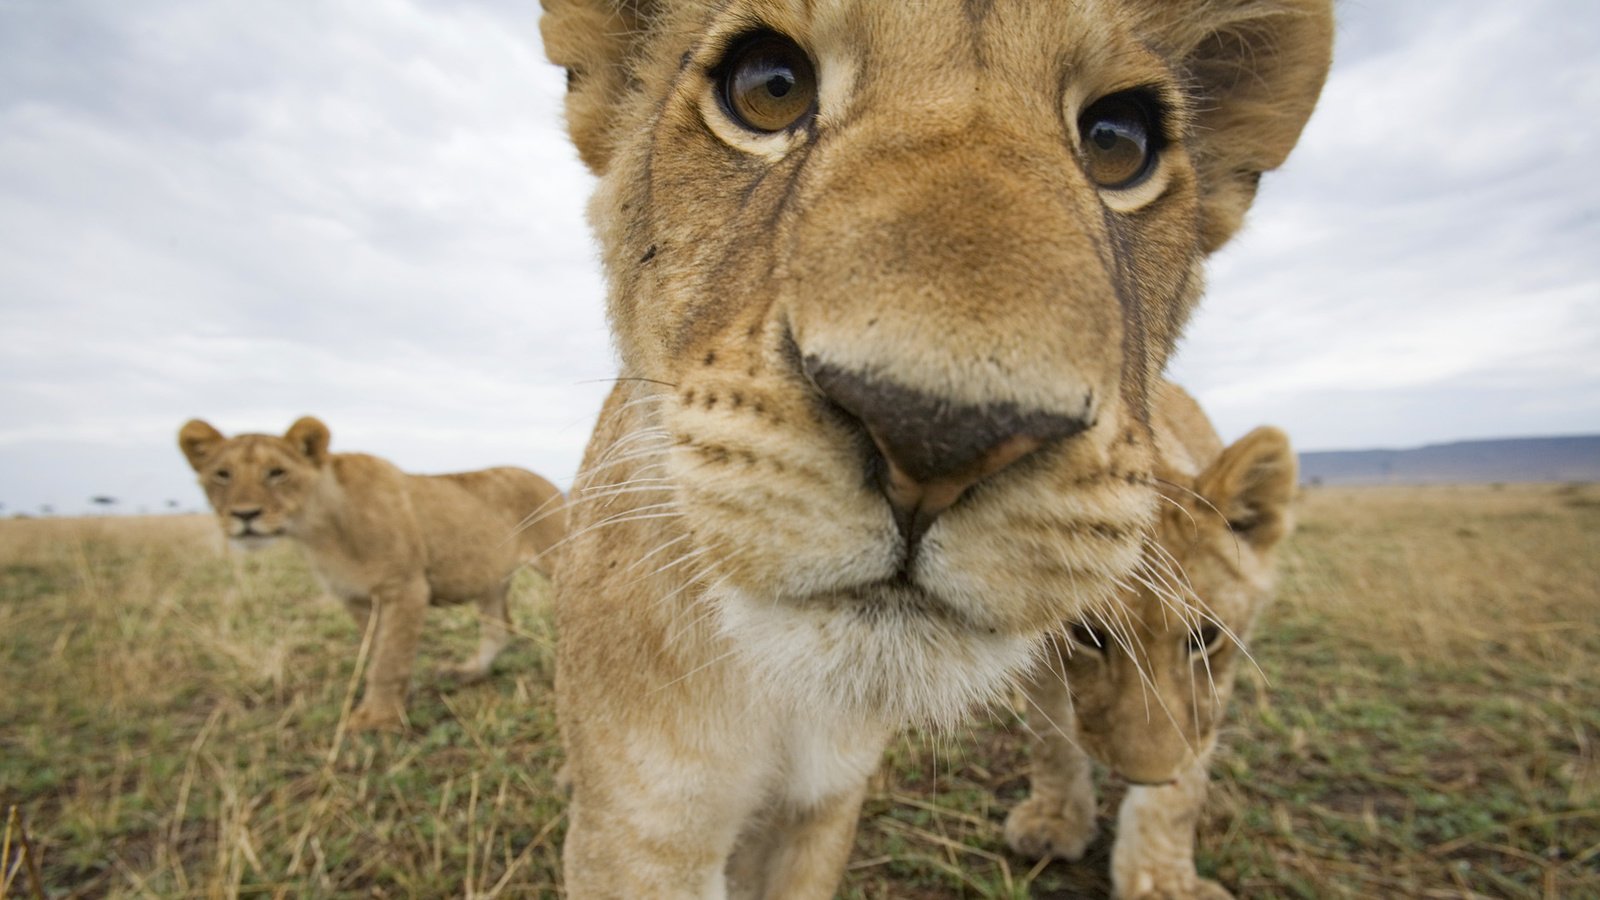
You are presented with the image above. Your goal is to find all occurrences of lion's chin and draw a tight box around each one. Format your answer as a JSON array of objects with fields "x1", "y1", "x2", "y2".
[{"x1": 713, "y1": 582, "x2": 1035, "y2": 730}]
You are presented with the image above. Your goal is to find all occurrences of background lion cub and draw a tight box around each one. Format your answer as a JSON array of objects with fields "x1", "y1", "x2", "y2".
[
  {"x1": 1005, "y1": 386, "x2": 1297, "y2": 899},
  {"x1": 178, "y1": 416, "x2": 566, "y2": 732}
]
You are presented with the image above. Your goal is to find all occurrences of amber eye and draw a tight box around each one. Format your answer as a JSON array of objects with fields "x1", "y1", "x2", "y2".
[
  {"x1": 212, "y1": 469, "x2": 231, "y2": 485},
  {"x1": 1078, "y1": 93, "x2": 1158, "y2": 189},
  {"x1": 1189, "y1": 623, "x2": 1224, "y2": 656},
  {"x1": 1069, "y1": 621, "x2": 1108, "y2": 653},
  {"x1": 719, "y1": 33, "x2": 817, "y2": 133},
  {"x1": 266, "y1": 467, "x2": 287, "y2": 483}
]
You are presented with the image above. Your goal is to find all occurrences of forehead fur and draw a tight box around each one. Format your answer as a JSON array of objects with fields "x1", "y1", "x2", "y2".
[{"x1": 202, "y1": 435, "x2": 306, "y2": 469}]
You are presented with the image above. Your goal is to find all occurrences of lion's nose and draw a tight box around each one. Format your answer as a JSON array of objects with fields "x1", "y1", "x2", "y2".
[
  {"x1": 805, "y1": 357, "x2": 1092, "y2": 548},
  {"x1": 231, "y1": 507, "x2": 262, "y2": 523}
]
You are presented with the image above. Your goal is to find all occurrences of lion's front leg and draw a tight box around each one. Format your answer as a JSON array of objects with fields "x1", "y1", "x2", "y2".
[
  {"x1": 443, "y1": 581, "x2": 512, "y2": 683},
  {"x1": 561, "y1": 744, "x2": 752, "y2": 899},
  {"x1": 347, "y1": 576, "x2": 429, "y2": 733},
  {"x1": 1005, "y1": 648, "x2": 1099, "y2": 861},
  {"x1": 725, "y1": 780, "x2": 872, "y2": 900},
  {"x1": 1110, "y1": 752, "x2": 1229, "y2": 900}
]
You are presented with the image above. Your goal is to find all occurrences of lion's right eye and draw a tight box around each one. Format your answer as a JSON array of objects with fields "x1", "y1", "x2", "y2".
[
  {"x1": 212, "y1": 469, "x2": 231, "y2": 485},
  {"x1": 1078, "y1": 92, "x2": 1160, "y2": 190},
  {"x1": 1069, "y1": 622, "x2": 1107, "y2": 653},
  {"x1": 718, "y1": 33, "x2": 817, "y2": 134}
]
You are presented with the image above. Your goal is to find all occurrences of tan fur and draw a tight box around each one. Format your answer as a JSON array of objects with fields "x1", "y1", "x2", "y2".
[
  {"x1": 178, "y1": 417, "x2": 566, "y2": 732},
  {"x1": 539, "y1": 1, "x2": 1331, "y2": 894},
  {"x1": 1005, "y1": 384, "x2": 1298, "y2": 899}
]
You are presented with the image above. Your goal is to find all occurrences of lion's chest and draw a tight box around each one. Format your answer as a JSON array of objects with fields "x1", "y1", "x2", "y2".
[
  {"x1": 303, "y1": 547, "x2": 376, "y2": 601},
  {"x1": 778, "y1": 714, "x2": 886, "y2": 810}
]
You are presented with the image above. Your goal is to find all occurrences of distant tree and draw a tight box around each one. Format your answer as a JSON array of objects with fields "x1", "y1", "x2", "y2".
[
  {"x1": 91, "y1": 496, "x2": 117, "y2": 514},
  {"x1": 40, "y1": 504, "x2": 54, "y2": 516},
  {"x1": 166, "y1": 499, "x2": 180, "y2": 510}
]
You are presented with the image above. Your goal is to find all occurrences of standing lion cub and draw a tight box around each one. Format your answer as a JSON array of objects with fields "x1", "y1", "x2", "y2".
[
  {"x1": 1005, "y1": 385, "x2": 1297, "y2": 899},
  {"x1": 178, "y1": 416, "x2": 566, "y2": 732},
  {"x1": 540, "y1": 0, "x2": 1331, "y2": 894}
]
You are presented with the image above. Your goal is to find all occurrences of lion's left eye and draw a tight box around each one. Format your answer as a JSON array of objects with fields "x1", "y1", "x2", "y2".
[
  {"x1": 1068, "y1": 621, "x2": 1108, "y2": 653},
  {"x1": 266, "y1": 467, "x2": 287, "y2": 483},
  {"x1": 1189, "y1": 623, "x2": 1224, "y2": 656},
  {"x1": 1078, "y1": 92, "x2": 1159, "y2": 189},
  {"x1": 718, "y1": 33, "x2": 817, "y2": 133}
]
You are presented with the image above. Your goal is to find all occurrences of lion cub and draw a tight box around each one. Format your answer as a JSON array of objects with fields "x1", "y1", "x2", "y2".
[
  {"x1": 178, "y1": 416, "x2": 566, "y2": 731},
  {"x1": 1005, "y1": 389, "x2": 1297, "y2": 899}
]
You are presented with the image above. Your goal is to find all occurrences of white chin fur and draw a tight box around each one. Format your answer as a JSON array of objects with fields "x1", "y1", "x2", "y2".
[{"x1": 715, "y1": 584, "x2": 1035, "y2": 730}]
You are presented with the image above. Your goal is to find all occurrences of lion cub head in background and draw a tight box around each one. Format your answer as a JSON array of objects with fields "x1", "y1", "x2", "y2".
[
  {"x1": 1007, "y1": 425, "x2": 1299, "y2": 899},
  {"x1": 1072, "y1": 426, "x2": 1298, "y2": 780},
  {"x1": 179, "y1": 417, "x2": 330, "y2": 549}
]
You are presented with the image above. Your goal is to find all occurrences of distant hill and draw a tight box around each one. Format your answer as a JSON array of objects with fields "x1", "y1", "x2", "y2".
[{"x1": 1299, "y1": 436, "x2": 1600, "y2": 485}]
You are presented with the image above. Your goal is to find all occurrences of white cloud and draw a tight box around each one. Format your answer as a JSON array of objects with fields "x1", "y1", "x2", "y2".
[
  {"x1": 1168, "y1": 0, "x2": 1600, "y2": 449},
  {"x1": 0, "y1": 0, "x2": 1597, "y2": 513},
  {"x1": 0, "y1": 0, "x2": 611, "y2": 513}
]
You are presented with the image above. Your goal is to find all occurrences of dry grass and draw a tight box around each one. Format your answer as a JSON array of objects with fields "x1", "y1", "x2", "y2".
[{"x1": 3, "y1": 484, "x2": 1598, "y2": 897}]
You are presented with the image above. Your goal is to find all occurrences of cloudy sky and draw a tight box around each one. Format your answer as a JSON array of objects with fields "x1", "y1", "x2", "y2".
[{"x1": 1, "y1": 0, "x2": 1596, "y2": 516}]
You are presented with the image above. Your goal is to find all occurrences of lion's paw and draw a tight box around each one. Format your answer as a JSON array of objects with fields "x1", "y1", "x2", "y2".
[
  {"x1": 1004, "y1": 795, "x2": 1098, "y2": 861},
  {"x1": 440, "y1": 661, "x2": 493, "y2": 685},
  {"x1": 347, "y1": 701, "x2": 406, "y2": 733},
  {"x1": 1116, "y1": 870, "x2": 1233, "y2": 900}
]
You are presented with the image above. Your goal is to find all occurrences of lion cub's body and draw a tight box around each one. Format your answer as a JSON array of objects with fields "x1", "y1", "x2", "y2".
[
  {"x1": 1005, "y1": 384, "x2": 1298, "y2": 899},
  {"x1": 179, "y1": 417, "x2": 566, "y2": 731},
  {"x1": 540, "y1": 0, "x2": 1330, "y2": 894}
]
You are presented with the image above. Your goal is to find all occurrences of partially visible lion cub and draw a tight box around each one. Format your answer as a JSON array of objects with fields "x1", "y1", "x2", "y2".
[
  {"x1": 1005, "y1": 384, "x2": 1297, "y2": 899},
  {"x1": 178, "y1": 416, "x2": 566, "y2": 732}
]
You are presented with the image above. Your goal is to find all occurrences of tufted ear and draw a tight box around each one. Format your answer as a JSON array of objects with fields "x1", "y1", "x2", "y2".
[
  {"x1": 284, "y1": 416, "x2": 331, "y2": 467},
  {"x1": 178, "y1": 419, "x2": 225, "y2": 471},
  {"x1": 1196, "y1": 426, "x2": 1298, "y2": 552},
  {"x1": 1132, "y1": 0, "x2": 1335, "y2": 253},
  {"x1": 539, "y1": 0, "x2": 662, "y2": 175}
]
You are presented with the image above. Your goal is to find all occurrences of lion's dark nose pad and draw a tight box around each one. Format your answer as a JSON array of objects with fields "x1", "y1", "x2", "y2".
[
  {"x1": 804, "y1": 357, "x2": 1092, "y2": 548},
  {"x1": 231, "y1": 508, "x2": 262, "y2": 523}
]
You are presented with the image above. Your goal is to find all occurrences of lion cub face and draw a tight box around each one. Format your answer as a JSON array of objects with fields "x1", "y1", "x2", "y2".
[
  {"x1": 1061, "y1": 427, "x2": 1297, "y2": 784},
  {"x1": 544, "y1": 0, "x2": 1330, "y2": 721},
  {"x1": 178, "y1": 417, "x2": 330, "y2": 549}
]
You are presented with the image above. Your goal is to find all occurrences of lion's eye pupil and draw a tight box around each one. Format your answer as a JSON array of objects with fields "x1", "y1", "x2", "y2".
[{"x1": 720, "y1": 34, "x2": 817, "y2": 134}]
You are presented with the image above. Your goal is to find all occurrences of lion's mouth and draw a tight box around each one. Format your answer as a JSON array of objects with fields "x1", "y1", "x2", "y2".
[{"x1": 775, "y1": 572, "x2": 997, "y2": 635}]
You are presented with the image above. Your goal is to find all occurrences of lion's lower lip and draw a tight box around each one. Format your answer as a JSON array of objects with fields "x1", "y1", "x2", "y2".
[{"x1": 801, "y1": 577, "x2": 987, "y2": 629}]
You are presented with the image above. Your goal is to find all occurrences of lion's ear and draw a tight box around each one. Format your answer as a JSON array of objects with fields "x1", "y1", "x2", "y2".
[
  {"x1": 178, "y1": 419, "x2": 225, "y2": 471},
  {"x1": 285, "y1": 416, "x2": 331, "y2": 467},
  {"x1": 1134, "y1": 0, "x2": 1334, "y2": 253},
  {"x1": 540, "y1": 0, "x2": 661, "y2": 175},
  {"x1": 1196, "y1": 426, "x2": 1298, "y2": 552}
]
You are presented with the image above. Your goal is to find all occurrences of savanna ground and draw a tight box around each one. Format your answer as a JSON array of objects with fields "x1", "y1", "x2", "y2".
[{"x1": 2, "y1": 483, "x2": 1597, "y2": 898}]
